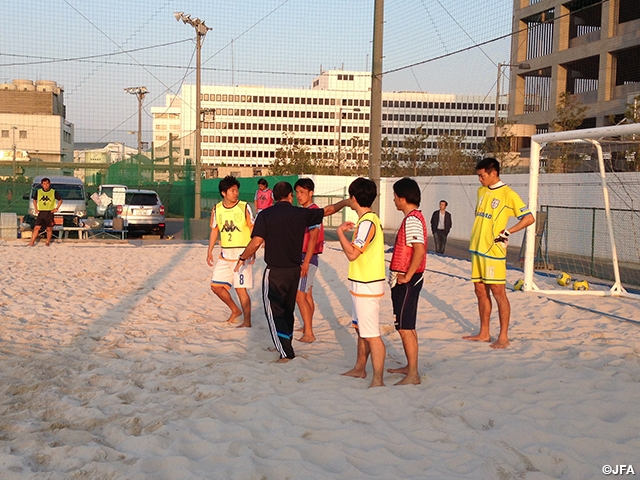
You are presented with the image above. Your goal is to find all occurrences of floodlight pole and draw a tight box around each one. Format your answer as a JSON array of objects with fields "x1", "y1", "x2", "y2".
[
  {"x1": 369, "y1": 0, "x2": 384, "y2": 214},
  {"x1": 124, "y1": 86, "x2": 148, "y2": 185},
  {"x1": 175, "y1": 12, "x2": 211, "y2": 220}
]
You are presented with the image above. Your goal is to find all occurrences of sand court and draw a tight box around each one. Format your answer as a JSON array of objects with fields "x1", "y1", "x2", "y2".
[{"x1": 1, "y1": 240, "x2": 639, "y2": 479}]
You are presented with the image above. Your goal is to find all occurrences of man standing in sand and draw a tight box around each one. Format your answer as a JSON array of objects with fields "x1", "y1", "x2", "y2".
[
  {"x1": 207, "y1": 176, "x2": 254, "y2": 328},
  {"x1": 387, "y1": 178, "x2": 427, "y2": 385},
  {"x1": 464, "y1": 158, "x2": 534, "y2": 349},
  {"x1": 430, "y1": 200, "x2": 452, "y2": 254},
  {"x1": 235, "y1": 182, "x2": 348, "y2": 362},
  {"x1": 294, "y1": 178, "x2": 324, "y2": 343},
  {"x1": 336, "y1": 178, "x2": 386, "y2": 388},
  {"x1": 29, "y1": 177, "x2": 62, "y2": 247}
]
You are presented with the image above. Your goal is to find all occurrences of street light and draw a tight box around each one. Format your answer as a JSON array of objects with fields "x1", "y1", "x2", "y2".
[
  {"x1": 337, "y1": 107, "x2": 361, "y2": 175},
  {"x1": 175, "y1": 11, "x2": 211, "y2": 220},
  {"x1": 494, "y1": 62, "x2": 530, "y2": 144},
  {"x1": 124, "y1": 86, "x2": 148, "y2": 185}
]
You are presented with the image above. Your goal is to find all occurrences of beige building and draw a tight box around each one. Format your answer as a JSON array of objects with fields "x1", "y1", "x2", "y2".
[
  {"x1": 152, "y1": 70, "x2": 504, "y2": 177},
  {"x1": 508, "y1": 0, "x2": 640, "y2": 131},
  {"x1": 0, "y1": 80, "x2": 74, "y2": 167}
]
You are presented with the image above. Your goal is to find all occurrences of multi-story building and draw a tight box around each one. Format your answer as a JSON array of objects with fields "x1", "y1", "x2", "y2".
[
  {"x1": 152, "y1": 70, "x2": 503, "y2": 177},
  {"x1": 508, "y1": 0, "x2": 640, "y2": 131},
  {"x1": 0, "y1": 80, "x2": 74, "y2": 170}
]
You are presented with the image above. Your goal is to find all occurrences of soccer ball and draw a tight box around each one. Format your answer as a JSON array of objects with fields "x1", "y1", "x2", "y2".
[
  {"x1": 573, "y1": 280, "x2": 590, "y2": 291},
  {"x1": 556, "y1": 272, "x2": 572, "y2": 286},
  {"x1": 513, "y1": 279, "x2": 524, "y2": 291}
]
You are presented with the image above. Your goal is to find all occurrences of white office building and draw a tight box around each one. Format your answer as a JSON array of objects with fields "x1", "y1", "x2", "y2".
[{"x1": 152, "y1": 70, "x2": 503, "y2": 177}]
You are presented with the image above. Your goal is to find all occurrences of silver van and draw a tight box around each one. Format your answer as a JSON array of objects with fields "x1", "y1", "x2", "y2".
[{"x1": 25, "y1": 176, "x2": 87, "y2": 227}]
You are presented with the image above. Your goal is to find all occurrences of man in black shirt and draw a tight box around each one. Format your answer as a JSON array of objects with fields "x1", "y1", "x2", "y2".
[{"x1": 236, "y1": 181, "x2": 348, "y2": 362}]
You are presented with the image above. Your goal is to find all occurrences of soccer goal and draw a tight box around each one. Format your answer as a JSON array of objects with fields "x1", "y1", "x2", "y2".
[{"x1": 522, "y1": 123, "x2": 640, "y2": 299}]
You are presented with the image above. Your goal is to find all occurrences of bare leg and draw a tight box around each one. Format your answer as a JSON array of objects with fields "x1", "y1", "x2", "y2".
[
  {"x1": 296, "y1": 290, "x2": 315, "y2": 342},
  {"x1": 29, "y1": 226, "x2": 42, "y2": 246},
  {"x1": 235, "y1": 288, "x2": 252, "y2": 328},
  {"x1": 488, "y1": 284, "x2": 510, "y2": 348},
  {"x1": 45, "y1": 226, "x2": 53, "y2": 246},
  {"x1": 365, "y1": 336, "x2": 386, "y2": 388},
  {"x1": 211, "y1": 285, "x2": 242, "y2": 323},
  {"x1": 342, "y1": 331, "x2": 369, "y2": 379},
  {"x1": 462, "y1": 282, "x2": 492, "y2": 342},
  {"x1": 388, "y1": 329, "x2": 420, "y2": 385}
]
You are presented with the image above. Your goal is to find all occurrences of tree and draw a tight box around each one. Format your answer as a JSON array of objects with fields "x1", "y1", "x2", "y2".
[
  {"x1": 399, "y1": 126, "x2": 428, "y2": 176},
  {"x1": 381, "y1": 137, "x2": 403, "y2": 177},
  {"x1": 435, "y1": 133, "x2": 476, "y2": 176},
  {"x1": 480, "y1": 119, "x2": 523, "y2": 174},
  {"x1": 550, "y1": 92, "x2": 589, "y2": 172},
  {"x1": 271, "y1": 131, "x2": 312, "y2": 175}
]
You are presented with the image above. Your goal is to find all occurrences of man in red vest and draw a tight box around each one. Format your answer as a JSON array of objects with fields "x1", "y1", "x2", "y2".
[{"x1": 388, "y1": 178, "x2": 427, "y2": 385}]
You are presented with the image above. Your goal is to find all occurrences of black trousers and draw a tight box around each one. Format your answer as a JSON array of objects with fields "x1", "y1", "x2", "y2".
[
  {"x1": 434, "y1": 230, "x2": 448, "y2": 254},
  {"x1": 262, "y1": 266, "x2": 300, "y2": 359}
]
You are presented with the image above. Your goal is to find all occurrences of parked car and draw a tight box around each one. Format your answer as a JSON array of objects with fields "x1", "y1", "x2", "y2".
[
  {"x1": 105, "y1": 189, "x2": 165, "y2": 238},
  {"x1": 23, "y1": 176, "x2": 87, "y2": 227},
  {"x1": 95, "y1": 184, "x2": 127, "y2": 217}
]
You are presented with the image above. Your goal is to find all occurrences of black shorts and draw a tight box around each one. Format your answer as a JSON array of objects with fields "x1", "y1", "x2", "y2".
[
  {"x1": 35, "y1": 211, "x2": 55, "y2": 228},
  {"x1": 391, "y1": 272, "x2": 424, "y2": 330}
]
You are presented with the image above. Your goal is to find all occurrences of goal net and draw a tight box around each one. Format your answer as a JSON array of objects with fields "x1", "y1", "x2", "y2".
[{"x1": 522, "y1": 123, "x2": 640, "y2": 299}]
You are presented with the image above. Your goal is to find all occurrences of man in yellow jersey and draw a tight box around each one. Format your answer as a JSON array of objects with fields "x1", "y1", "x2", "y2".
[
  {"x1": 207, "y1": 176, "x2": 254, "y2": 328},
  {"x1": 29, "y1": 177, "x2": 62, "y2": 247},
  {"x1": 464, "y1": 158, "x2": 535, "y2": 349},
  {"x1": 336, "y1": 178, "x2": 386, "y2": 388}
]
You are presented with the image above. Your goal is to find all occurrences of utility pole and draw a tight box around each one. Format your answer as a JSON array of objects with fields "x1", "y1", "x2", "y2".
[
  {"x1": 124, "y1": 86, "x2": 148, "y2": 185},
  {"x1": 369, "y1": 0, "x2": 384, "y2": 214},
  {"x1": 175, "y1": 12, "x2": 211, "y2": 220}
]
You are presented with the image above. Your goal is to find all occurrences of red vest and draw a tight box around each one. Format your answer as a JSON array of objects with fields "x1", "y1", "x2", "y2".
[
  {"x1": 302, "y1": 203, "x2": 324, "y2": 254},
  {"x1": 390, "y1": 209, "x2": 427, "y2": 273}
]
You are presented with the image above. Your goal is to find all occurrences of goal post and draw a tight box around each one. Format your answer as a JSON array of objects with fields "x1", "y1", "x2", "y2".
[{"x1": 523, "y1": 123, "x2": 640, "y2": 299}]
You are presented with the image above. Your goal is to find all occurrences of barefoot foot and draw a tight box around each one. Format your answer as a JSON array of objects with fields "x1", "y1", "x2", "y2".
[
  {"x1": 462, "y1": 334, "x2": 491, "y2": 342},
  {"x1": 235, "y1": 322, "x2": 251, "y2": 328},
  {"x1": 298, "y1": 334, "x2": 315, "y2": 343},
  {"x1": 490, "y1": 338, "x2": 510, "y2": 349},
  {"x1": 342, "y1": 367, "x2": 366, "y2": 379},
  {"x1": 387, "y1": 366, "x2": 409, "y2": 375},
  {"x1": 395, "y1": 375, "x2": 421, "y2": 386}
]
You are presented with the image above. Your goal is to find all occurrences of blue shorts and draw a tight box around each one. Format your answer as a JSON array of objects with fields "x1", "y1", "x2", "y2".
[{"x1": 391, "y1": 272, "x2": 424, "y2": 330}]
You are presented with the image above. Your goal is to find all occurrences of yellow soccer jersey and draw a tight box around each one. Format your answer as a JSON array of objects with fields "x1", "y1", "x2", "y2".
[
  {"x1": 211, "y1": 200, "x2": 253, "y2": 251},
  {"x1": 469, "y1": 182, "x2": 531, "y2": 259}
]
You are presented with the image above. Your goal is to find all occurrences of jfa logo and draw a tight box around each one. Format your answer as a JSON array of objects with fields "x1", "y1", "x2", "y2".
[
  {"x1": 491, "y1": 198, "x2": 500, "y2": 209},
  {"x1": 602, "y1": 464, "x2": 635, "y2": 475}
]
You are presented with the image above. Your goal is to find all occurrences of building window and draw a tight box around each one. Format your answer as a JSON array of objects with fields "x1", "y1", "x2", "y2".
[
  {"x1": 19, "y1": 130, "x2": 27, "y2": 139},
  {"x1": 1, "y1": 130, "x2": 8, "y2": 138}
]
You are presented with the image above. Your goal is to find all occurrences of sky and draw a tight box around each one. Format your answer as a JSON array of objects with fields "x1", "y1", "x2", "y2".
[{"x1": 1, "y1": 0, "x2": 513, "y2": 145}]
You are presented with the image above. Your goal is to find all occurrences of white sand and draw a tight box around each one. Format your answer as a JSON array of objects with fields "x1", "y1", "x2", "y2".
[{"x1": 1, "y1": 240, "x2": 639, "y2": 479}]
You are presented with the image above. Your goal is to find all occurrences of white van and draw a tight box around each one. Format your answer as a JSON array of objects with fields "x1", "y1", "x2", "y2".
[{"x1": 25, "y1": 176, "x2": 87, "y2": 227}]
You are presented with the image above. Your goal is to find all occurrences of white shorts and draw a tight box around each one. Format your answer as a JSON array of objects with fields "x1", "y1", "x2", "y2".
[
  {"x1": 211, "y1": 257, "x2": 253, "y2": 289},
  {"x1": 298, "y1": 263, "x2": 318, "y2": 293},
  {"x1": 350, "y1": 293, "x2": 381, "y2": 338}
]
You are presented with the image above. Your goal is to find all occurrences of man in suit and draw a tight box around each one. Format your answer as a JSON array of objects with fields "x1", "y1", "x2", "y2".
[{"x1": 430, "y1": 200, "x2": 452, "y2": 254}]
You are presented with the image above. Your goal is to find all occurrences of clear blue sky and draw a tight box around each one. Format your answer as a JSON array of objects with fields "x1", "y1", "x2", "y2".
[{"x1": 1, "y1": 0, "x2": 512, "y2": 144}]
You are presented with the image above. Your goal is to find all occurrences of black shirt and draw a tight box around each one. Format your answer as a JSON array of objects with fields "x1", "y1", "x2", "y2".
[{"x1": 252, "y1": 201, "x2": 325, "y2": 268}]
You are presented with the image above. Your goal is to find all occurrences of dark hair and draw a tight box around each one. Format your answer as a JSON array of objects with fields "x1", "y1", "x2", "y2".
[
  {"x1": 257, "y1": 178, "x2": 268, "y2": 187},
  {"x1": 476, "y1": 157, "x2": 500, "y2": 176},
  {"x1": 392, "y1": 177, "x2": 421, "y2": 206},
  {"x1": 273, "y1": 181, "x2": 293, "y2": 201},
  {"x1": 219, "y1": 175, "x2": 240, "y2": 195},
  {"x1": 41, "y1": 177, "x2": 51, "y2": 183},
  {"x1": 440, "y1": 200, "x2": 448, "y2": 207},
  {"x1": 294, "y1": 177, "x2": 315, "y2": 192},
  {"x1": 348, "y1": 177, "x2": 377, "y2": 208}
]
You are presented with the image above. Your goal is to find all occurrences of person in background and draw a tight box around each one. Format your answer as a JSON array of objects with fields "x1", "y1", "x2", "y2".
[
  {"x1": 430, "y1": 200, "x2": 452, "y2": 254},
  {"x1": 464, "y1": 158, "x2": 535, "y2": 349},
  {"x1": 294, "y1": 178, "x2": 324, "y2": 343},
  {"x1": 254, "y1": 178, "x2": 274, "y2": 215},
  {"x1": 387, "y1": 178, "x2": 427, "y2": 385},
  {"x1": 29, "y1": 177, "x2": 62, "y2": 247},
  {"x1": 207, "y1": 176, "x2": 254, "y2": 328}
]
